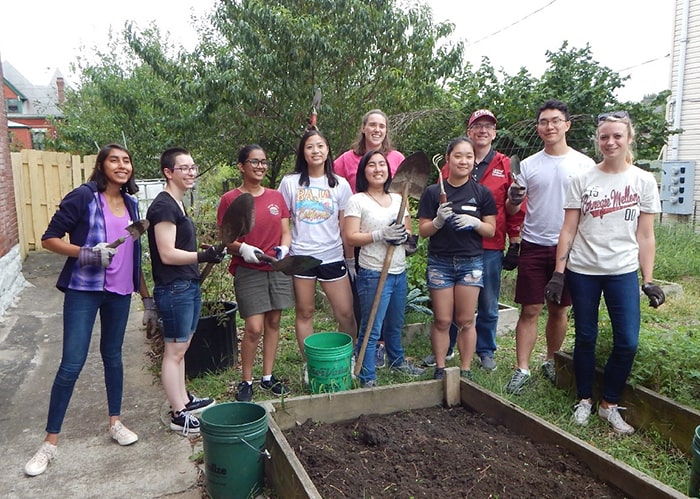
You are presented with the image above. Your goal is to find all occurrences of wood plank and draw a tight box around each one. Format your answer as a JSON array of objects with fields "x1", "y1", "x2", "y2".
[{"x1": 10, "y1": 152, "x2": 29, "y2": 256}]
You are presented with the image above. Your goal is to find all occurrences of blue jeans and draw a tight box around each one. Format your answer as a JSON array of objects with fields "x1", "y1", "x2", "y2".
[
  {"x1": 46, "y1": 290, "x2": 131, "y2": 434},
  {"x1": 356, "y1": 268, "x2": 407, "y2": 383},
  {"x1": 567, "y1": 270, "x2": 640, "y2": 404},
  {"x1": 154, "y1": 279, "x2": 202, "y2": 343}
]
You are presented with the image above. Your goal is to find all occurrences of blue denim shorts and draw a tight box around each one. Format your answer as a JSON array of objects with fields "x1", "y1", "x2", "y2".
[
  {"x1": 427, "y1": 254, "x2": 484, "y2": 289},
  {"x1": 153, "y1": 279, "x2": 202, "y2": 343}
]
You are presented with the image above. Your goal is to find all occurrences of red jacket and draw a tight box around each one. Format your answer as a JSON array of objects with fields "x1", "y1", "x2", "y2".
[{"x1": 440, "y1": 151, "x2": 524, "y2": 251}]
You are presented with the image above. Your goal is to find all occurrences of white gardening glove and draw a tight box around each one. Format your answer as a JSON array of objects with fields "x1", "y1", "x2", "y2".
[
  {"x1": 239, "y1": 242, "x2": 261, "y2": 264},
  {"x1": 344, "y1": 257, "x2": 357, "y2": 281},
  {"x1": 371, "y1": 223, "x2": 408, "y2": 245},
  {"x1": 274, "y1": 245, "x2": 289, "y2": 260},
  {"x1": 432, "y1": 202, "x2": 453, "y2": 229},
  {"x1": 78, "y1": 242, "x2": 116, "y2": 268},
  {"x1": 451, "y1": 214, "x2": 482, "y2": 231}
]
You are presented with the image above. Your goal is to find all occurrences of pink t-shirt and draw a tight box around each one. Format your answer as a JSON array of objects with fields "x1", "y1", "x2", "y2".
[
  {"x1": 334, "y1": 149, "x2": 405, "y2": 193},
  {"x1": 100, "y1": 193, "x2": 135, "y2": 295}
]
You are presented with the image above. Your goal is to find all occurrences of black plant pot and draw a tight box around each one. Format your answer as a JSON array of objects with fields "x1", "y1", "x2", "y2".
[{"x1": 185, "y1": 301, "x2": 238, "y2": 378}]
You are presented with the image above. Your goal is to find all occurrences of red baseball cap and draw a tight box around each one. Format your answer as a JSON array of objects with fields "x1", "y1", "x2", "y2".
[{"x1": 468, "y1": 109, "x2": 497, "y2": 127}]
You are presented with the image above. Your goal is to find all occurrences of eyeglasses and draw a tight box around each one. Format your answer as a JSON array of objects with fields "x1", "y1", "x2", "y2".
[
  {"x1": 469, "y1": 123, "x2": 496, "y2": 131},
  {"x1": 537, "y1": 117, "x2": 567, "y2": 128},
  {"x1": 172, "y1": 165, "x2": 198, "y2": 174},
  {"x1": 245, "y1": 159, "x2": 269, "y2": 167},
  {"x1": 597, "y1": 111, "x2": 631, "y2": 124}
]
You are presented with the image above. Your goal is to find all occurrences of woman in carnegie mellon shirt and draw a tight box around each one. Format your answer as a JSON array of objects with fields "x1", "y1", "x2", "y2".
[{"x1": 546, "y1": 111, "x2": 664, "y2": 435}]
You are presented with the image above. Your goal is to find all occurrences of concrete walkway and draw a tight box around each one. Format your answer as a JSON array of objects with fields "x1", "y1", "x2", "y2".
[{"x1": 0, "y1": 252, "x2": 202, "y2": 498}]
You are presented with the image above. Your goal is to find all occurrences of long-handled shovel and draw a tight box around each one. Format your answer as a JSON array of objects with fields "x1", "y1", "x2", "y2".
[
  {"x1": 200, "y1": 193, "x2": 255, "y2": 284},
  {"x1": 255, "y1": 252, "x2": 322, "y2": 276},
  {"x1": 107, "y1": 219, "x2": 149, "y2": 248},
  {"x1": 354, "y1": 151, "x2": 431, "y2": 376}
]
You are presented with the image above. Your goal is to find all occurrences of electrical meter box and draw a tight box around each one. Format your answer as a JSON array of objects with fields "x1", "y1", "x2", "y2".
[{"x1": 660, "y1": 160, "x2": 695, "y2": 215}]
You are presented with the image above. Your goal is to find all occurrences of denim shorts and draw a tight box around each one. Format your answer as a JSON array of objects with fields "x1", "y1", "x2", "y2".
[
  {"x1": 427, "y1": 254, "x2": 484, "y2": 289},
  {"x1": 153, "y1": 279, "x2": 202, "y2": 343}
]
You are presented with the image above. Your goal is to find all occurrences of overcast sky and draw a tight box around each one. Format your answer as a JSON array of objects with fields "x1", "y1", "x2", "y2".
[{"x1": 0, "y1": 0, "x2": 674, "y2": 102}]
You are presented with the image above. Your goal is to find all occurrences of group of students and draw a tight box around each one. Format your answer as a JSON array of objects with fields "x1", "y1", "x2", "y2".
[{"x1": 24, "y1": 99, "x2": 665, "y2": 476}]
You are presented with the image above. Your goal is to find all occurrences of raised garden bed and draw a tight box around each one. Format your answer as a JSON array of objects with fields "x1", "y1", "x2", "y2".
[{"x1": 260, "y1": 369, "x2": 684, "y2": 498}]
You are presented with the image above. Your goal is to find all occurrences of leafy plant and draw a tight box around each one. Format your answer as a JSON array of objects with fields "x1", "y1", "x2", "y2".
[{"x1": 405, "y1": 287, "x2": 432, "y2": 317}]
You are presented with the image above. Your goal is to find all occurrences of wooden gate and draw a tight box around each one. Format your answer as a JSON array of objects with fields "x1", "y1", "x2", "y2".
[{"x1": 11, "y1": 150, "x2": 96, "y2": 257}]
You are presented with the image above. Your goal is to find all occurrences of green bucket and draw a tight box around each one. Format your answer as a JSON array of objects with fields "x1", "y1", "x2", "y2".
[
  {"x1": 304, "y1": 332, "x2": 353, "y2": 394},
  {"x1": 690, "y1": 425, "x2": 700, "y2": 497},
  {"x1": 200, "y1": 402, "x2": 269, "y2": 499}
]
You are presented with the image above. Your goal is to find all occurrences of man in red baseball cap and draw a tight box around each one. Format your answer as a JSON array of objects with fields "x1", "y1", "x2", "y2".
[{"x1": 424, "y1": 109, "x2": 524, "y2": 372}]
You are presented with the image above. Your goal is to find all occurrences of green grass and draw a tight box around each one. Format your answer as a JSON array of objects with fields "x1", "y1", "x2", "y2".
[{"x1": 176, "y1": 221, "x2": 700, "y2": 495}]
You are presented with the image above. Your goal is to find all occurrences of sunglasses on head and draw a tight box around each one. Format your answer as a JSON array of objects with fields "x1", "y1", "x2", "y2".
[{"x1": 597, "y1": 111, "x2": 630, "y2": 124}]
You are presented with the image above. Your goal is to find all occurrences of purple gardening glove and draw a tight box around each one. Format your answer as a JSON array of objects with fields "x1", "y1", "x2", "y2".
[{"x1": 78, "y1": 243, "x2": 116, "y2": 268}]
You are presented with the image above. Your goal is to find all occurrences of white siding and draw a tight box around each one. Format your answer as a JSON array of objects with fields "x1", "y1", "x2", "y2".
[{"x1": 668, "y1": 0, "x2": 700, "y2": 218}]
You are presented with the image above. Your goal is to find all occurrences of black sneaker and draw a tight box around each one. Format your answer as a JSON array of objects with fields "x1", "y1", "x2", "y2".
[
  {"x1": 235, "y1": 381, "x2": 253, "y2": 402},
  {"x1": 260, "y1": 375, "x2": 290, "y2": 396},
  {"x1": 169, "y1": 410, "x2": 200, "y2": 436},
  {"x1": 184, "y1": 392, "x2": 215, "y2": 414},
  {"x1": 434, "y1": 367, "x2": 446, "y2": 380}
]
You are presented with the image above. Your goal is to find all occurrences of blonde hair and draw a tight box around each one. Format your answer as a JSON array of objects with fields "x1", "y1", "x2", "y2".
[
  {"x1": 596, "y1": 116, "x2": 636, "y2": 164},
  {"x1": 351, "y1": 109, "x2": 394, "y2": 155}
]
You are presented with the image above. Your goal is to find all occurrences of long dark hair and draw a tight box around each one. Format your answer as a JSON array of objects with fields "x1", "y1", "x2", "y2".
[
  {"x1": 88, "y1": 143, "x2": 138, "y2": 194},
  {"x1": 294, "y1": 129, "x2": 338, "y2": 187},
  {"x1": 355, "y1": 149, "x2": 392, "y2": 194}
]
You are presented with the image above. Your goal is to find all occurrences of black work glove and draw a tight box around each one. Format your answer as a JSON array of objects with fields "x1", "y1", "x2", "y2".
[
  {"x1": 502, "y1": 243, "x2": 520, "y2": 271},
  {"x1": 641, "y1": 282, "x2": 665, "y2": 308},
  {"x1": 197, "y1": 246, "x2": 225, "y2": 264},
  {"x1": 508, "y1": 183, "x2": 526, "y2": 205},
  {"x1": 404, "y1": 234, "x2": 419, "y2": 256},
  {"x1": 544, "y1": 271, "x2": 565, "y2": 304}
]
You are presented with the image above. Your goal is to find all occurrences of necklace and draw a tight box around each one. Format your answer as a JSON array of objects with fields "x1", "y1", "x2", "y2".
[{"x1": 366, "y1": 191, "x2": 390, "y2": 207}]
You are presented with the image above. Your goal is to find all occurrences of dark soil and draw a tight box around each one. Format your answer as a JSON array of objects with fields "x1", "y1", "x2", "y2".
[{"x1": 284, "y1": 405, "x2": 625, "y2": 498}]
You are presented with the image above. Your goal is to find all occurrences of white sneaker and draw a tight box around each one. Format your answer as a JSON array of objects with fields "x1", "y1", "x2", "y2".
[
  {"x1": 110, "y1": 421, "x2": 138, "y2": 445},
  {"x1": 598, "y1": 405, "x2": 635, "y2": 435},
  {"x1": 572, "y1": 399, "x2": 593, "y2": 425},
  {"x1": 25, "y1": 441, "x2": 58, "y2": 476}
]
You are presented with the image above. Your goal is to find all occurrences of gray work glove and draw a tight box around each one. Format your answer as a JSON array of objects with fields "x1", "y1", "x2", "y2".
[
  {"x1": 373, "y1": 223, "x2": 408, "y2": 245},
  {"x1": 238, "y1": 242, "x2": 261, "y2": 264},
  {"x1": 344, "y1": 257, "x2": 357, "y2": 281},
  {"x1": 142, "y1": 297, "x2": 160, "y2": 339},
  {"x1": 78, "y1": 243, "x2": 116, "y2": 268},
  {"x1": 432, "y1": 202, "x2": 453, "y2": 229},
  {"x1": 197, "y1": 245, "x2": 225, "y2": 264},
  {"x1": 451, "y1": 214, "x2": 482, "y2": 231},
  {"x1": 642, "y1": 282, "x2": 665, "y2": 308},
  {"x1": 508, "y1": 183, "x2": 527, "y2": 205},
  {"x1": 544, "y1": 271, "x2": 565, "y2": 304}
]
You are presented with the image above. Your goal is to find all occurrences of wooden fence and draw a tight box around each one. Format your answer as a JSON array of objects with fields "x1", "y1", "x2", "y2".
[{"x1": 11, "y1": 150, "x2": 95, "y2": 258}]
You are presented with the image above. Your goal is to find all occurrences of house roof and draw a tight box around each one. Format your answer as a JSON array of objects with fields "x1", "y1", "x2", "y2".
[{"x1": 2, "y1": 61, "x2": 64, "y2": 117}]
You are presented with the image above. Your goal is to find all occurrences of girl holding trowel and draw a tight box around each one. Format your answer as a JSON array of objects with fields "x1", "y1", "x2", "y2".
[
  {"x1": 417, "y1": 137, "x2": 497, "y2": 381},
  {"x1": 217, "y1": 144, "x2": 294, "y2": 402},
  {"x1": 344, "y1": 150, "x2": 426, "y2": 387},
  {"x1": 25, "y1": 144, "x2": 147, "y2": 477},
  {"x1": 279, "y1": 129, "x2": 357, "y2": 379},
  {"x1": 146, "y1": 147, "x2": 222, "y2": 437}
]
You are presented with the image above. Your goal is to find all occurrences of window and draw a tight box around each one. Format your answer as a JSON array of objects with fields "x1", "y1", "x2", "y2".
[{"x1": 6, "y1": 98, "x2": 21, "y2": 113}]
